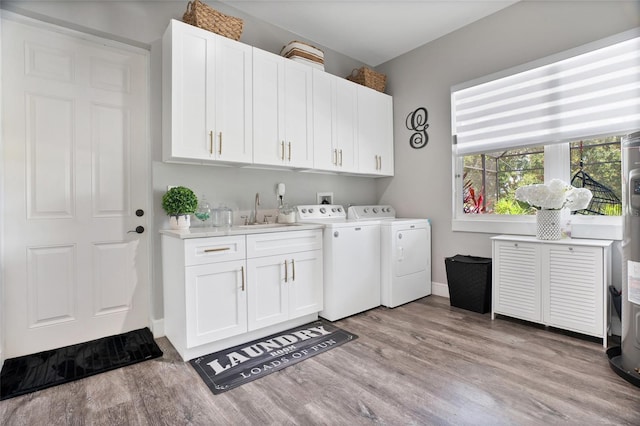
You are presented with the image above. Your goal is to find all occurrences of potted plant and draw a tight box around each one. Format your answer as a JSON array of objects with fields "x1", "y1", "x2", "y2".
[{"x1": 162, "y1": 186, "x2": 198, "y2": 230}]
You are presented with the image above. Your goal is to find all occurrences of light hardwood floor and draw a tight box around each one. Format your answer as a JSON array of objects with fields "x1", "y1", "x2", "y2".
[{"x1": 2, "y1": 295, "x2": 639, "y2": 425}]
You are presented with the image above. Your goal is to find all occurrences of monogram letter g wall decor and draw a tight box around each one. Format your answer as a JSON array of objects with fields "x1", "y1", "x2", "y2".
[{"x1": 406, "y1": 107, "x2": 429, "y2": 149}]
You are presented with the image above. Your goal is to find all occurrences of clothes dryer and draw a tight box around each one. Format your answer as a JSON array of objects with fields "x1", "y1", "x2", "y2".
[{"x1": 348, "y1": 205, "x2": 432, "y2": 307}]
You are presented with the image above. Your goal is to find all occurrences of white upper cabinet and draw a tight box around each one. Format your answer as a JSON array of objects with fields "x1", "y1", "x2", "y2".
[
  {"x1": 312, "y1": 69, "x2": 359, "y2": 173},
  {"x1": 357, "y1": 86, "x2": 394, "y2": 176},
  {"x1": 253, "y1": 49, "x2": 313, "y2": 168},
  {"x1": 162, "y1": 20, "x2": 252, "y2": 164},
  {"x1": 162, "y1": 20, "x2": 393, "y2": 176}
]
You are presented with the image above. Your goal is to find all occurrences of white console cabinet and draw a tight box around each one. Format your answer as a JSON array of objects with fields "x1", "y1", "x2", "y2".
[
  {"x1": 491, "y1": 235, "x2": 613, "y2": 346},
  {"x1": 162, "y1": 229, "x2": 323, "y2": 361}
]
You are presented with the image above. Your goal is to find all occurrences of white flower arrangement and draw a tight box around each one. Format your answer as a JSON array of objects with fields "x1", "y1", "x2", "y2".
[{"x1": 515, "y1": 179, "x2": 593, "y2": 211}]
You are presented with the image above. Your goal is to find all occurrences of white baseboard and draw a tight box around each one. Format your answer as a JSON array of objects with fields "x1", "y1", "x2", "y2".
[
  {"x1": 151, "y1": 318, "x2": 165, "y2": 338},
  {"x1": 432, "y1": 281, "x2": 450, "y2": 298}
]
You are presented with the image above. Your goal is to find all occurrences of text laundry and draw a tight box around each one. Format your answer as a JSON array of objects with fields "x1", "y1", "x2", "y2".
[{"x1": 206, "y1": 326, "x2": 331, "y2": 375}]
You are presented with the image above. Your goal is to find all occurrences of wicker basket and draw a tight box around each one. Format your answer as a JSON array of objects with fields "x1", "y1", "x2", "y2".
[
  {"x1": 182, "y1": 0, "x2": 244, "y2": 41},
  {"x1": 347, "y1": 67, "x2": 386, "y2": 93}
]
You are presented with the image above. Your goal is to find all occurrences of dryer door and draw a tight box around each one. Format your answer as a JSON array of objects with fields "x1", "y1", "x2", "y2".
[{"x1": 395, "y1": 226, "x2": 430, "y2": 277}]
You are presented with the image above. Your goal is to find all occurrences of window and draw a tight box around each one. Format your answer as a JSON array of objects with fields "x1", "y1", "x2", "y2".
[
  {"x1": 462, "y1": 136, "x2": 622, "y2": 216},
  {"x1": 451, "y1": 29, "x2": 638, "y2": 238}
]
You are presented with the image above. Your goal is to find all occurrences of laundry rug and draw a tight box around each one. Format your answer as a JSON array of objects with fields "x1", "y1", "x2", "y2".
[
  {"x1": 190, "y1": 319, "x2": 357, "y2": 394},
  {"x1": 0, "y1": 327, "x2": 163, "y2": 400}
]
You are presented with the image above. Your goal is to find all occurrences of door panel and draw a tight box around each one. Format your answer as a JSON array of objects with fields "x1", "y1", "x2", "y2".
[
  {"x1": 2, "y1": 17, "x2": 150, "y2": 357},
  {"x1": 247, "y1": 255, "x2": 288, "y2": 331},
  {"x1": 27, "y1": 245, "x2": 77, "y2": 326}
]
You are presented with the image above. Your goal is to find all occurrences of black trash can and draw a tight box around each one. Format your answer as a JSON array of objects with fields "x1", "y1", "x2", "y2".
[{"x1": 445, "y1": 254, "x2": 492, "y2": 314}]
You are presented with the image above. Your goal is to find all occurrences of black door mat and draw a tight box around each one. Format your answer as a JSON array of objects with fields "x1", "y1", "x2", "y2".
[
  {"x1": 191, "y1": 319, "x2": 357, "y2": 394},
  {"x1": 0, "y1": 327, "x2": 163, "y2": 400}
]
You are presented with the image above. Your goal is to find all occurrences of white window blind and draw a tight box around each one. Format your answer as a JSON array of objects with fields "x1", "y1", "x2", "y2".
[{"x1": 452, "y1": 30, "x2": 640, "y2": 156}]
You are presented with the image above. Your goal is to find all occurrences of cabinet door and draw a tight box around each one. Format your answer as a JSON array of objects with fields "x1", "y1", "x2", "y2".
[
  {"x1": 163, "y1": 21, "x2": 252, "y2": 164},
  {"x1": 312, "y1": 69, "x2": 336, "y2": 171},
  {"x1": 289, "y1": 250, "x2": 323, "y2": 318},
  {"x1": 357, "y1": 86, "x2": 394, "y2": 176},
  {"x1": 542, "y1": 245, "x2": 604, "y2": 336},
  {"x1": 252, "y1": 49, "x2": 284, "y2": 166},
  {"x1": 334, "y1": 78, "x2": 359, "y2": 172},
  {"x1": 283, "y1": 60, "x2": 313, "y2": 168},
  {"x1": 213, "y1": 36, "x2": 253, "y2": 163},
  {"x1": 246, "y1": 254, "x2": 289, "y2": 331},
  {"x1": 493, "y1": 240, "x2": 541, "y2": 322},
  {"x1": 164, "y1": 21, "x2": 214, "y2": 161},
  {"x1": 185, "y1": 260, "x2": 247, "y2": 347},
  {"x1": 253, "y1": 51, "x2": 313, "y2": 168}
]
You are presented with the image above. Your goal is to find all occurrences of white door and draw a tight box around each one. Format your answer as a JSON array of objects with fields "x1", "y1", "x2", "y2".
[
  {"x1": 246, "y1": 254, "x2": 289, "y2": 331},
  {"x1": 252, "y1": 49, "x2": 284, "y2": 166},
  {"x1": 2, "y1": 17, "x2": 150, "y2": 357},
  {"x1": 288, "y1": 250, "x2": 323, "y2": 319},
  {"x1": 185, "y1": 260, "x2": 247, "y2": 347},
  {"x1": 357, "y1": 86, "x2": 394, "y2": 175},
  {"x1": 312, "y1": 69, "x2": 336, "y2": 171},
  {"x1": 213, "y1": 35, "x2": 253, "y2": 163},
  {"x1": 394, "y1": 227, "x2": 430, "y2": 278},
  {"x1": 334, "y1": 78, "x2": 358, "y2": 172},
  {"x1": 493, "y1": 240, "x2": 542, "y2": 322},
  {"x1": 283, "y1": 60, "x2": 312, "y2": 168}
]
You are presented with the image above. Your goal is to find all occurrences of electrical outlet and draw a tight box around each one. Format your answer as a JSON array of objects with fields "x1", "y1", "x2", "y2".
[{"x1": 167, "y1": 185, "x2": 177, "y2": 190}]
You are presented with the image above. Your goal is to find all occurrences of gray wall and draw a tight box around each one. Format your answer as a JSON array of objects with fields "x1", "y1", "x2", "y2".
[
  {"x1": 376, "y1": 1, "x2": 640, "y2": 287},
  {"x1": 2, "y1": 1, "x2": 375, "y2": 323}
]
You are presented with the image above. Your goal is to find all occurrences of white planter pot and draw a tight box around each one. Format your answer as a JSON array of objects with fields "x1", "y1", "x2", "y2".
[
  {"x1": 536, "y1": 209, "x2": 562, "y2": 240},
  {"x1": 169, "y1": 214, "x2": 191, "y2": 230}
]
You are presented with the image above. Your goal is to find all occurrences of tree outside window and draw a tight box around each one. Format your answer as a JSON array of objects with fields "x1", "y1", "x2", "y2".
[{"x1": 463, "y1": 136, "x2": 622, "y2": 216}]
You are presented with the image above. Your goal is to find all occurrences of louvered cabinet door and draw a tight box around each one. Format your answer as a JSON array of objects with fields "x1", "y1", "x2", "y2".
[
  {"x1": 493, "y1": 240, "x2": 542, "y2": 322},
  {"x1": 542, "y1": 245, "x2": 604, "y2": 337}
]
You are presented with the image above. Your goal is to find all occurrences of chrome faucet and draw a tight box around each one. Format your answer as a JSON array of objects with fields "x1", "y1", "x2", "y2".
[{"x1": 251, "y1": 192, "x2": 260, "y2": 224}]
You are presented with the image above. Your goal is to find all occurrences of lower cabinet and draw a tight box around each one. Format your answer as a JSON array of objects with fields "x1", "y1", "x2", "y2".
[
  {"x1": 247, "y1": 250, "x2": 323, "y2": 331},
  {"x1": 162, "y1": 229, "x2": 323, "y2": 361},
  {"x1": 492, "y1": 235, "x2": 612, "y2": 346}
]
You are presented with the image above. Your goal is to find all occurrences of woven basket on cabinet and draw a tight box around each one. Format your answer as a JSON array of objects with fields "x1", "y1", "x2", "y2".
[
  {"x1": 182, "y1": 0, "x2": 244, "y2": 41},
  {"x1": 347, "y1": 67, "x2": 387, "y2": 92}
]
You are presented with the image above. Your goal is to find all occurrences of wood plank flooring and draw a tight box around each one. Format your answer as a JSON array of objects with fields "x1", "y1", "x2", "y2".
[{"x1": 2, "y1": 295, "x2": 639, "y2": 425}]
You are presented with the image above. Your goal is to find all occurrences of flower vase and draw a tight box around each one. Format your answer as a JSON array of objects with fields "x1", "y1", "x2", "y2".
[
  {"x1": 536, "y1": 209, "x2": 562, "y2": 240},
  {"x1": 169, "y1": 214, "x2": 191, "y2": 230}
]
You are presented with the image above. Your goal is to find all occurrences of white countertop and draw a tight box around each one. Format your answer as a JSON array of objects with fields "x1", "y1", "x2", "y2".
[
  {"x1": 491, "y1": 234, "x2": 613, "y2": 247},
  {"x1": 160, "y1": 223, "x2": 325, "y2": 239}
]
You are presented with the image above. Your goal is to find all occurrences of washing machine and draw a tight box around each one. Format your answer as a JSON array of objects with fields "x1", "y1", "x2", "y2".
[
  {"x1": 296, "y1": 205, "x2": 381, "y2": 321},
  {"x1": 348, "y1": 205, "x2": 431, "y2": 308}
]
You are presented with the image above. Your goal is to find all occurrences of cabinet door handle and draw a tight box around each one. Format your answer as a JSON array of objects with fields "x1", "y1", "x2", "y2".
[
  {"x1": 375, "y1": 155, "x2": 379, "y2": 170},
  {"x1": 204, "y1": 247, "x2": 231, "y2": 253},
  {"x1": 209, "y1": 131, "x2": 214, "y2": 155},
  {"x1": 288, "y1": 142, "x2": 291, "y2": 162},
  {"x1": 281, "y1": 141, "x2": 285, "y2": 160},
  {"x1": 291, "y1": 259, "x2": 295, "y2": 281},
  {"x1": 284, "y1": 259, "x2": 288, "y2": 283},
  {"x1": 241, "y1": 266, "x2": 245, "y2": 291},
  {"x1": 339, "y1": 149, "x2": 343, "y2": 166},
  {"x1": 514, "y1": 243, "x2": 518, "y2": 248},
  {"x1": 333, "y1": 149, "x2": 337, "y2": 165},
  {"x1": 218, "y1": 132, "x2": 223, "y2": 156},
  {"x1": 378, "y1": 155, "x2": 382, "y2": 170}
]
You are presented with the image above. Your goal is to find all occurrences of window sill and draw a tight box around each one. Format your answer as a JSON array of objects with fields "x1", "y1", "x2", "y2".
[{"x1": 452, "y1": 215, "x2": 622, "y2": 240}]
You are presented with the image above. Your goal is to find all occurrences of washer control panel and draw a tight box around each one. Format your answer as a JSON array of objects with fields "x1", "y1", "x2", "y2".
[
  {"x1": 296, "y1": 204, "x2": 346, "y2": 221},
  {"x1": 348, "y1": 205, "x2": 396, "y2": 220}
]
